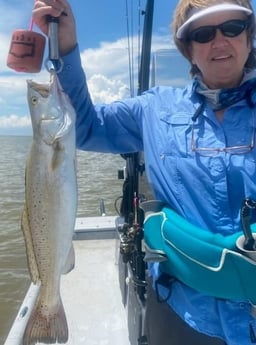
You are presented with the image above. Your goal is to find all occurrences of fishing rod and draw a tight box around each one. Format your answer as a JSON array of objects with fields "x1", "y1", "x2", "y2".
[
  {"x1": 120, "y1": 0, "x2": 154, "y2": 218},
  {"x1": 118, "y1": 1, "x2": 154, "y2": 344},
  {"x1": 120, "y1": 0, "x2": 154, "y2": 274}
]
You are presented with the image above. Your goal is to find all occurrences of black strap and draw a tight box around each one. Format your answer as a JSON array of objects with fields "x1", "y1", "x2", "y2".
[
  {"x1": 138, "y1": 335, "x2": 148, "y2": 345},
  {"x1": 241, "y1": 198, "x2": 256, "y2": 250},
  {"x1": 155, "y1": 273, "x2": 175, "y2": 303}
]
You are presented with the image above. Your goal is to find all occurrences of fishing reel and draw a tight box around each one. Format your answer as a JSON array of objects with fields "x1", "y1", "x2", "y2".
[
  {"x1": 240, "y1": 198, "x2": 256, "y2": 250},
  {"x1": 119, "y1": 217, "x2": 142, "y2": 263}
]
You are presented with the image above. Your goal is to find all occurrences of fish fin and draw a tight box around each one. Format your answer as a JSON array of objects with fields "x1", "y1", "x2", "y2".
[
  {"x1": 21, "y1": 204, "x2": 40, "y2": 284},
  {"x1": 22, "y1": 295, "x2": 68, "y2": 345},
  {"x1": 51, "y1": 141, "x2": 64, "y2": 171},
  {"x1": 62, "y1": 243, "x2": 75, "y2": 274}
]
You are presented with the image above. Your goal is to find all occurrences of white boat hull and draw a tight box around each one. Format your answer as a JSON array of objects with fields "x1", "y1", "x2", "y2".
[{"x1": 4, "y1": 216, "x2": 130, "y2": 345}]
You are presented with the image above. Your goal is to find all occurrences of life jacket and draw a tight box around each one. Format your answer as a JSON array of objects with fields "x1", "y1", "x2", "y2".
[{"x1": 142, "y1": 201, "x2": 256, "y2": 304}]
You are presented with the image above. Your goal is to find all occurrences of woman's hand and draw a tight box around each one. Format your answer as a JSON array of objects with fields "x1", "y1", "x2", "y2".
[{"x1": 32, "y1": 0, "x2": 77, "y2": 55}]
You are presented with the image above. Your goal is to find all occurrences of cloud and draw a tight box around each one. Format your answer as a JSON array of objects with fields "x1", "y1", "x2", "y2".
[
  {"x1": 80, "y1": 33, "x2": 174, "y2": 102},
  {"x1": 0, "y1": 71, "x2": 48, "y2": 115},
  {"x1": 80, "y1": 38, "x2": 134, "y2": 101},
  {"x1": 1, "y1": 1, "x2": 256, "y2": 137},
  {"x1": 88, "y1": 74, "x2": 130, "y2": 103},
  {"x1": 0, "y1": 34, "x2": 12, "y2": 74},
  {"x1": 0, "y1": 115, "x2": 30, "y2": 128},
  {"x1": 81, "y1": 38, "x2": 131, "y2": 79},
  {"x1": 0, "y1": 115, "x2": 31, "y2": 136},
  {"x1": 0, "y1": 32, "x2": 180, "y2": 135}
]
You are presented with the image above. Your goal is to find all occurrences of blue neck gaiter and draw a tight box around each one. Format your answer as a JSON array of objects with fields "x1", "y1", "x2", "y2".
[{"x1": 193, "y1": 70, "x2": 256, "y2": 110}]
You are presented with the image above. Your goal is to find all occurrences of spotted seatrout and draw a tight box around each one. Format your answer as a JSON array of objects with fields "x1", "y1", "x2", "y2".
[{"x1": 22, "y1": 71, "x2": 77, "y2": 345}]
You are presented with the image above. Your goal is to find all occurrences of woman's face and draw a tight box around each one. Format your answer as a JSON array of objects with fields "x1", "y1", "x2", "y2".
[{"x1": 188, "y1": 11, "x2": 251, "y2": 89}]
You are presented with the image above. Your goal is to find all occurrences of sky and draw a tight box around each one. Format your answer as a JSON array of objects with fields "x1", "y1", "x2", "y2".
[{"x1": 0, "y1": 0, "x2": 255, "y2": 136}]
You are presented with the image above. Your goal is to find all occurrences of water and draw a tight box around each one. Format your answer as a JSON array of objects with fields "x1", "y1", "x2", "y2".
[{"x1": 0, "y1": 136, "x2": 124, "y2": 344}]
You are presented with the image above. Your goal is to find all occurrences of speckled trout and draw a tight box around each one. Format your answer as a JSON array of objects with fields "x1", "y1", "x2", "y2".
[{"x1": 22, "y1": 71, "x2": 77, "y2": 345}]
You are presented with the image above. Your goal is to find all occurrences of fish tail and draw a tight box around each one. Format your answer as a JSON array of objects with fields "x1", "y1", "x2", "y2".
[{"x1": 22, "y1": 296, "x2": 68, "y2": 345}]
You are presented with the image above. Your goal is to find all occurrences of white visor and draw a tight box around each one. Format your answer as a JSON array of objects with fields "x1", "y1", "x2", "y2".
[{"x1": 176, "y1": 3, "x2": 252, "y2": 39}]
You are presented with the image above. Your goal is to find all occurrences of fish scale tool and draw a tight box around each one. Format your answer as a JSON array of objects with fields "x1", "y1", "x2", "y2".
[{"x1": 6, "y1": 2, "x2": 65, "y2": 74}]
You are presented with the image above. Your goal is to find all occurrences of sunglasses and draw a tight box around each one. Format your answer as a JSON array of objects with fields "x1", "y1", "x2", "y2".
[
  {"x1": 191, "y1": 113, "x2": 255, "y2": 157},
  {"x1": 187, "y1": 18, "x2": 250, "y2": 43}
]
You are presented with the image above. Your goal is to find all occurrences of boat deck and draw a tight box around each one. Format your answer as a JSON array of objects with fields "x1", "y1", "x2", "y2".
[{"x1": 4, "y1": 216, "x2": 130, "y2": 345}]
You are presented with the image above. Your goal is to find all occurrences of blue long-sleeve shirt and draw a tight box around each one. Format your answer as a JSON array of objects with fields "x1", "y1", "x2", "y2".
[{"x1": 58, "y1": 45, "x2": 256, "y2": 345}]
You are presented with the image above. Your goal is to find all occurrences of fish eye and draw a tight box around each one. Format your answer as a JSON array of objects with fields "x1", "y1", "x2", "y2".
[{"x1": 31, "y1": 96, "x2": 38, "y2": 105}]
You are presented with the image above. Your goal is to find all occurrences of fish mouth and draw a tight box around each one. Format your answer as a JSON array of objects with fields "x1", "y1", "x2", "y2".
[
  {"x1": 27, "y1": 72, "x2": 59, "y2": 98},
  {"x1": 27, "y1": 80, "x2": 50, "y2": 98}
]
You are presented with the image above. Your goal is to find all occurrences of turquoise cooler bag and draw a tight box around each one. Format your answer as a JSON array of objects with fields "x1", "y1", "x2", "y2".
[{"x1": 143, "y1": 206, "x2": 256, "y2": 303}]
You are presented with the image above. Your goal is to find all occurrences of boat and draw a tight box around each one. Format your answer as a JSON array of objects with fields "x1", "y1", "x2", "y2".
[
  {"x1": 4, "y1": 1, "x2": 189, "y2": 344},
  {"x1": 4, "y1": 215, "x2": 129, "y2": 345}
]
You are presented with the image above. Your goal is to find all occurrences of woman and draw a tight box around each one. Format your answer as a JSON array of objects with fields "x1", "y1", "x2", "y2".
[{"x1": 33, "y1": 0, "x2": 256, "y2": 344}]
